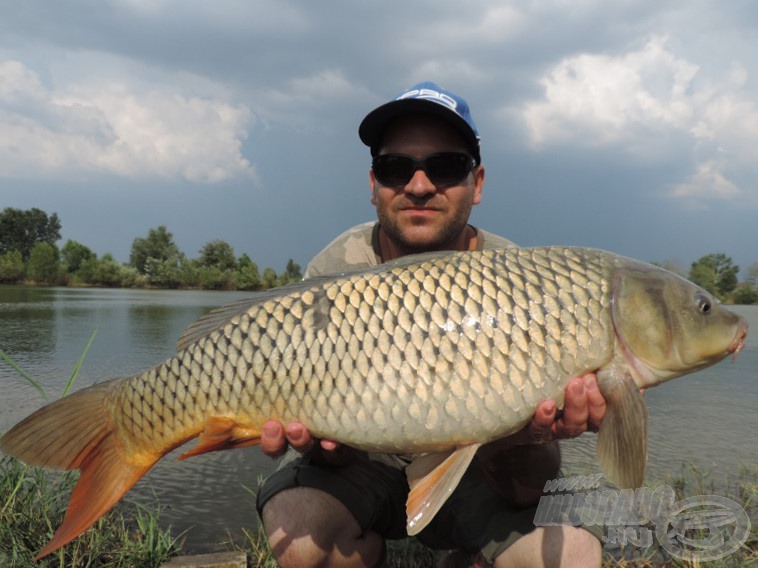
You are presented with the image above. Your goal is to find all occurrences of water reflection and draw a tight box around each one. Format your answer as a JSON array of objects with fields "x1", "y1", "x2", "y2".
[
  {"x1": 128, "y1": 303, "x2": 209, "y2": 354},
  {"x1": 0, "y1": 286, "x2": 56, "y2": 354}
]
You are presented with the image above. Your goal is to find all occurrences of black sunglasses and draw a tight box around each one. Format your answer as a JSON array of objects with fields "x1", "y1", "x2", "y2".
[{"x1": 372, "y1": 152, "x2": 476, "y2": 187}]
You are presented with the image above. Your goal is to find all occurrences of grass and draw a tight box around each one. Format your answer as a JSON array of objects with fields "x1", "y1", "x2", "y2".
[{"x1": 0, "y1": 455, "x2": 182, "y2": 567}]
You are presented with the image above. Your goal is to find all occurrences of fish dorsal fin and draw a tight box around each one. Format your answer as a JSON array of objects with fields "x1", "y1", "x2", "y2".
[
  {"x1": 596, "y1": 367, "x2": 648, "y2": 489},
  {"x1": 405, "y1": 443, "x2": 481, "y2": 535},
  {"x1": 176, "y1": 298, "x2": 259, "y2": 351},
  {"x1": 175, "y1": 279, "x2": 325, "y2": 351}
]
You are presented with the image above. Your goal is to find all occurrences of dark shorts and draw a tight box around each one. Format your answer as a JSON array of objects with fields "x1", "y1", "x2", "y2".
[{"x1": 257, "y1": 449, "x2": 603, "y2": 564}]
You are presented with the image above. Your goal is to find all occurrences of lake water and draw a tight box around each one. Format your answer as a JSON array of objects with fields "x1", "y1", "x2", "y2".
[{"x1": 0, "y1": 286, "x2": 755, "y2": 552}]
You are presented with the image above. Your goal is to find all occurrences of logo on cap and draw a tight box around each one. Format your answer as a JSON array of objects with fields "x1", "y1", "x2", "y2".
[{"x1": 396, "y1": 88, "x2": 458, "y2": 112}]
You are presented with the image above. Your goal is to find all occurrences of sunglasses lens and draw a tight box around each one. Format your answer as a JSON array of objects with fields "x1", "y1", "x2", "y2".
[
  {"x1": 372, "y1": 155, "x2": 414, "y2": 186},
  {"x1": 426, "y1": 154, "x2": 471, "y2": 185},
  {"x1": 372, "y1": 153, "x2": 473, "y2": 187}
]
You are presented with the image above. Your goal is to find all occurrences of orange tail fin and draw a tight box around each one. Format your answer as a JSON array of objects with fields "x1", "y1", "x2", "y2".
[{"x1": 0, "y1": 380, "x2": 159, "y2": 560}]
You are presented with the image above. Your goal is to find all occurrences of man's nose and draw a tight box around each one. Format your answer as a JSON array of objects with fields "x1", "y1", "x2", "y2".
[{"x1": 404, "y1": 168, "x2": 437, "y2": 197}]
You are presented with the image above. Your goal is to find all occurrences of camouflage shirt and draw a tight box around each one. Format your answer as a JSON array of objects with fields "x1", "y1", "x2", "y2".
[{"x1": 304, "y1": 221, "x2": 517, "y2": 278}]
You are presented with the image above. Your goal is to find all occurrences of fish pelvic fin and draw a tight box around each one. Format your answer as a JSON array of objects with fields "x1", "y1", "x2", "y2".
[
  {"x1": 596, "y1": 369, "x2": 648, "y2": 489},
  {"x1": 0, "y1": 380, "x2": 159, "y2": 560},
  {"x1": 178, "y1": 416, "x2": 261, "y2": 460},
  {"x1": 405, "y1": 443, "x2": 481, "y2": 536}
]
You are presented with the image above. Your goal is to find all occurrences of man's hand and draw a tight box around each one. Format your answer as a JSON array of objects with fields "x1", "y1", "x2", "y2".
[
  {"x1": 260, "y1": 420, "x2": 341, "y2": 459},
  {"x1": 526, "y1": 374, "x2": 606, "y2": 443},
  {"x1": 476, "y1": 374, "x2": 606, "y2": 505}
]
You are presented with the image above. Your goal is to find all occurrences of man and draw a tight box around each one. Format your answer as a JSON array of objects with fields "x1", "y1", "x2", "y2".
[{"x1": 257, "y1": 82, "x2": 606, "y2": 567}]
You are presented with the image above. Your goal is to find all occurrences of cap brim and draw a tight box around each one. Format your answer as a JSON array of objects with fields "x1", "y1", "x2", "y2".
[{"x1": 359, "y1": 98, "x2": 480, "y2": 162}]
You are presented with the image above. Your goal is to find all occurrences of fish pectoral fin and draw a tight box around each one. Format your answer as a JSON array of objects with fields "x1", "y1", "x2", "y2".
[
  {"x1": 405, "y1": 443, "x2": 481, "y2": 536},
  {"x1": 178, "y1": 416, "x2": 260, "y2": 460},
  {"x1": 596, "y1": 369, "x2": 648, "y2": 489}
]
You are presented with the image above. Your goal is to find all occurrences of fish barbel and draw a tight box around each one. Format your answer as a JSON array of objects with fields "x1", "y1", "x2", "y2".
[{"x1": 1, "y1": 246, "x2": 748, "y2": 559}]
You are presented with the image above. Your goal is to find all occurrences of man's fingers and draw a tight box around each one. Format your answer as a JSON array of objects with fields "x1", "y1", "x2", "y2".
[
  {"x1": 285, "y1": 422, "x2": 315, "y2": 453},
  {"x1": 259, "y1": 421, "x2": 335, "y2": 458},
  {"x1": 584, "y1": 374, "x2": 606, "y2": 432},
  {"x1": 557, "y1": 377, "x2": 588, "y2": 439},
  {"x1": 260, "y1": 420, "x2": 287, "y2": 458},
  {"x1": 528, "y1": 400, "x2": 556, "y2": 443},
  {"x1": 320, "y1": 439, "x2": 341, "y2": 451}
]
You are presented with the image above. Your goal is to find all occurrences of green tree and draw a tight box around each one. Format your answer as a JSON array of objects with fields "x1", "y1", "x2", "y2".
[
  {"x1": 90, "y1": 254, "x2": 126, "y2": 286},
  {"x1": 130, "y1": 226, "x2": 181, "y2": 274},
  {"x1": 26, "y1": 242, "x2": 61, "y2": 284},
  {"x1": 144, "y1": 254, "x2": 185, "y2": 288},
  {"x1": 689, "y1": 253, "x2": 739, "y2": 300},
  {"x1": 235, "y1": 254, "x2": 261, "y2": 290},
  {"x1": 732, "y1": 284, "x2": 758, "y2": 305},
  {"x1": 197, "y1": 266, "x2": 235, "y2": 290},
  {"x1": 0, "y1": 250, "x2": 24, "y2": 283},
  {"x1": 277, "y1": 258, "x2": 303, "y2": 286},
  {"x1": 0, "y1": 207, "x2": 61, "y2": 261},
  {"x1": 262, "y1": 267, "x2": 278, "y2": 289},
  {"x1": 61, "y1": 240, "x2": 95, "y2": 274},
  {"x1": 199, "y1": 240, "x2": 236, "y2": 271}
]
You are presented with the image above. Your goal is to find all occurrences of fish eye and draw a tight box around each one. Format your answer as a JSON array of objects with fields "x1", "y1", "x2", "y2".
[{"x1": 695, "y1": 294, "x2": 712, "y2": 314}]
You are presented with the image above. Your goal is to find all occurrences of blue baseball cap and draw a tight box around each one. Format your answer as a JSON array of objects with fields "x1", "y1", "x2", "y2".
[{"x1": 359, "y1": 81, "x2": 482, "y2": 164}]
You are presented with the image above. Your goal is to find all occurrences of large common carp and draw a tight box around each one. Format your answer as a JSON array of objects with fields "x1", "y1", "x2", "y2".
[{"x1": 1, "y1": 246, "x2": 748, "y2": 559}]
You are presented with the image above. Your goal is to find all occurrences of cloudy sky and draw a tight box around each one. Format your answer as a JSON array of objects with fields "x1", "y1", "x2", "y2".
[{"x1": 1, "y1": 0, "x2": 757, "y2": 276}]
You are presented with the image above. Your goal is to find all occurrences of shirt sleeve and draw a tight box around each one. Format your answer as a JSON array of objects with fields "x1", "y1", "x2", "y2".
[{"x1": 304, "y1": 222, "x2": 379, "y2": 279}]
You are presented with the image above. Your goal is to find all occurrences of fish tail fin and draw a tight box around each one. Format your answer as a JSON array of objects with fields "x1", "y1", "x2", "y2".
[{"x1": 0, "y1": 380, "x2": 159, "y2": 560}]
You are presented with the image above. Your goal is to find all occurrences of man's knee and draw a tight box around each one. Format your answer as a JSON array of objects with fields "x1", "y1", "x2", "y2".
[
  {"x1": 261, "y1": 486, "x2": 385, "y2": 568},
  {"x1": 494, "y1": 525, "x2": 601, "y2": 568}
]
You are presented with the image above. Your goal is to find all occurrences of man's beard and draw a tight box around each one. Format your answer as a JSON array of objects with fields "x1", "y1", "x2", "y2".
[{"x1": 376, "y1": 204, "x2": 472, "y2": 255}]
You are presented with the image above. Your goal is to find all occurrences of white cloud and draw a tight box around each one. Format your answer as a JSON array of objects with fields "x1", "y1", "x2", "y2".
[
  {"x1": 669, "y1": 160, "x2": 740, "y2": 207},
  {"x1": 0, "y1": 60, "x2": 256, "y2": 183},
  {"x1": 521, "y1": 37, "x2": 699, "y2": 149},
  {"x1": 518, "y1": 37, "x2": 758, "y2": 205}
]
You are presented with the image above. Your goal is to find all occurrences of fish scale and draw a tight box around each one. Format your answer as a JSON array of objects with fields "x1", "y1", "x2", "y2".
[
  {"x1": 3, "y1": 245, "x2": 747, "y2": 558},
  {"x1": 110, "y1": 246, "x2": 614, "y2": 454}
]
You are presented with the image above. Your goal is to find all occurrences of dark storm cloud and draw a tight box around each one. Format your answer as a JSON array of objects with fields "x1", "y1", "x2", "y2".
[{"x1": 0, "y1": 0, "x2": 756, "y2": 276}]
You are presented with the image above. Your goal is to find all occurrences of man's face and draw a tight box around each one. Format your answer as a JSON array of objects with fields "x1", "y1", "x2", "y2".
[{"x1": 370, "y1": 114, "x2": 484, "y2": 254}]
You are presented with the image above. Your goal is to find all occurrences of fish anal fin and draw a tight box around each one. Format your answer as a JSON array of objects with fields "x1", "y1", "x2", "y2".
[
  {"x1": 405, "y1": 443, "x2": 481, "y2": 535},
  {"x1": 178, "y1": 416, "x2": 260, "y2": 460},
  {"x1": 596, "y1": 368, "x2": 648, "y2": 489}
]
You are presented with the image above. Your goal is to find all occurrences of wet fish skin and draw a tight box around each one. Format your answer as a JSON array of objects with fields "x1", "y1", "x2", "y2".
[
  {"x1": 0, "y1": 246, "x2": 747, "y2": 558},
  {"x1": 116, "y1": 246, "x2": 615, "y2": 456}
]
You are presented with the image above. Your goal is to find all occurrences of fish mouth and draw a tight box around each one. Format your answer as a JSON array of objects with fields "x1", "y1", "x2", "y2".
[{"x1": 728, "y1": 322, "x2": 748, "y2": 361}]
